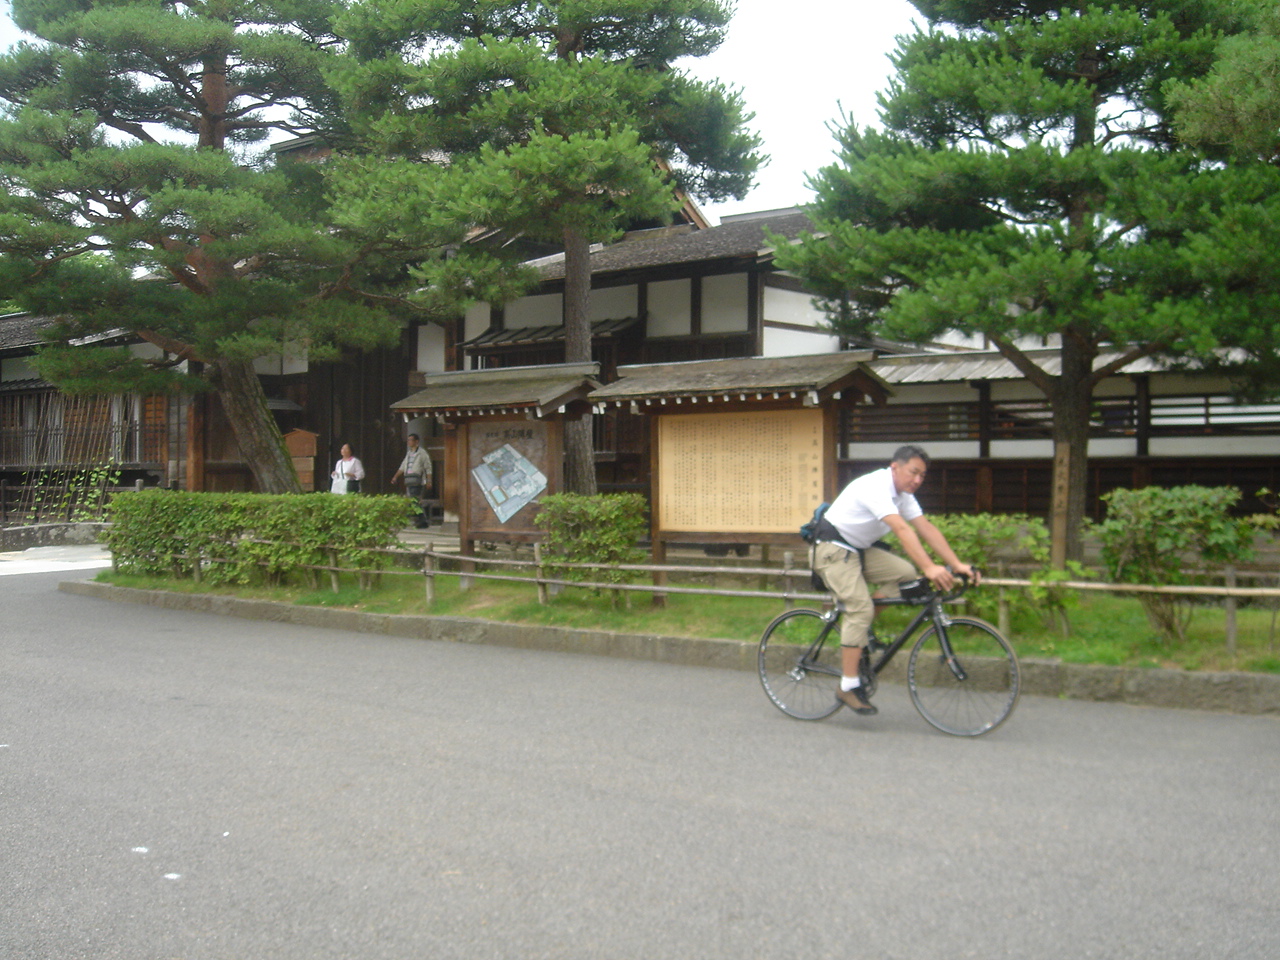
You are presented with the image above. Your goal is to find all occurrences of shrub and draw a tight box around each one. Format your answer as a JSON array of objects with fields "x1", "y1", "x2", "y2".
[
  {"x1": 105, "y1": 490, "x2": 413, "y2": 586},
  {"x1": 916, "y1": 513, "x2": 1078, "y2": 628},
  {"x1": 1094, "y1": 485, "x2": 1255, "y2": 643},
  {"x1": 533, "y1": 493, "x2": 648, "y2": 605}
]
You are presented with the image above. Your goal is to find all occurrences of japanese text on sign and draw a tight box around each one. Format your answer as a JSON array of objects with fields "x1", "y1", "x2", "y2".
[{"x1": 656, "y1": 409, "x2": 824, "y2": 532}]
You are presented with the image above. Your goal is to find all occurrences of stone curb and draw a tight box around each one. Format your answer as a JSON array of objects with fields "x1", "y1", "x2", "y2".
[{"x1": 58, "y1": 579, "x2": 1280, "y2": 716}]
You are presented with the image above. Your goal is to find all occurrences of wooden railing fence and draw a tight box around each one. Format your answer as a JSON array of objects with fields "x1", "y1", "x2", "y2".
[{"x1": 111, "y1": 538, "x2": 1280, "y2": 652}]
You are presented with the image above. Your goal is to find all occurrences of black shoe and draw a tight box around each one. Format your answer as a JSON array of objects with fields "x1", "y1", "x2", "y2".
[{"x1": 836, "y1": 685, "x2": 878, "y2": 716}]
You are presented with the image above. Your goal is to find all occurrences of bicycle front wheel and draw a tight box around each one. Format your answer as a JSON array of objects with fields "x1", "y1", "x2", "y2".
[
  {"x1": 758, "y1": 608, "x2": 843, "y2": 721},
  {"x1": 907, "y1": 617, "x2": 1019, "y2": 737}
]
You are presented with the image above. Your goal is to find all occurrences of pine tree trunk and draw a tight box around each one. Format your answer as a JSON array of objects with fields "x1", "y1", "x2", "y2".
[
  {"x1": 562, "y1": 226, "x2": 597, "y2": 496},
  {"x1": 209, "y1": 358, "x2": 301, "y2": 494},
  {"x1": 1048, "y1": 340, "x2": 1094, "y2": 567}
]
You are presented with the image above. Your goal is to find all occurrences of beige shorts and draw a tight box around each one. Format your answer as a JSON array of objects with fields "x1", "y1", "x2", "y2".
[{"x1": 812, "y1": 542, "x2": 917, "y2": 647}]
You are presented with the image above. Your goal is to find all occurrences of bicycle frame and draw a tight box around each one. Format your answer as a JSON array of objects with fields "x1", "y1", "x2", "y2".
[
  {"x1": 868, "y1": 594, "x2": 969, "y2": 683},
  {"x1": 791, "y1": 590, "x2": 970, "y2": 683}
]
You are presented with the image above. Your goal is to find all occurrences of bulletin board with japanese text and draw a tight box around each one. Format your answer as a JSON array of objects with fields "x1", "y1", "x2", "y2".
[{"x1": 655, "y1": 408, "x2": 827, "y2": 534}]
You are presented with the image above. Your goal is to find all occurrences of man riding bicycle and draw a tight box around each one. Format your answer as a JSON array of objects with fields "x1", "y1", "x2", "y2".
[{"x1": 812, "y1": 445, "x2": 980, "y2": 716}]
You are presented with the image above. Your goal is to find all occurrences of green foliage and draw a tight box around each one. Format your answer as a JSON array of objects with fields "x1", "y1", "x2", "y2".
[
  {"x1": 1169, "y1": 0, "x2": 1280, "y2": 158},
  {"x1": 774, "y1": 0, "x2": 1280, "y2": 560},
  {"x1": 23, "y1": 462, "x2": 123, "y2": 522},
  {"x1": 1095, "y1": 485, "x2": 1256, "y2": 644},
  {"x1": 0, "y1": 0, "x2": 417, "y2": 492},
  {"x1": 330, "y1": 0, "x2": 763, "y2": 309},
  {"x1": 105, "y1": 490, "x2": 412, "y2": 587},
  {"x1": 887, "y1": 512, "x2": 1079, "y2": 628},
  {"x1": 532, "y1": 493, "x2": 648, "y2": 604}
]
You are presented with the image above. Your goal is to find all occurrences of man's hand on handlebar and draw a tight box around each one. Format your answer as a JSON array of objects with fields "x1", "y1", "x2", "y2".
[
  {"x1": 924, "y1": 563, "x2": 981, "y2": 593},
  {"x1": 923, "y1": 563, "x2": 955, "y2": 592}
]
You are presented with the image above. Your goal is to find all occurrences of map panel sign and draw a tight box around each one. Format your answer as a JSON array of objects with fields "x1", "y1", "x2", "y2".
[{"x1": 471, "y1": 443, "x2": 548, "y2": 524}]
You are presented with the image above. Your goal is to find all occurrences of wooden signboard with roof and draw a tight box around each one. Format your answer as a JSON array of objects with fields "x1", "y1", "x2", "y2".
[
  {"x1": 588, "y1": 353, "x2": 889, "y2": 562},
  {"x1": 391, "y1": 363, "x2": 600, "y2": 547}
]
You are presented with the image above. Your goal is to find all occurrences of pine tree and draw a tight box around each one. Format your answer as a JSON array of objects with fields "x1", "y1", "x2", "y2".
[
  {"x1": 0, "y1": 0, "x2": 408, "y2": 493},
  {"x1": 776, "y1": 0, "x2": 1275, "y2": 564},
  {"x1": 331, "y1": 0, "x2": 762, "y2": 494}
]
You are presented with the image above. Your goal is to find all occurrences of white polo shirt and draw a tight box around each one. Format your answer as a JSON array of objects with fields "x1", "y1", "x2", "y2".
[{"x1": 824, "y1": 466, "x2": 923, "y2": 550}]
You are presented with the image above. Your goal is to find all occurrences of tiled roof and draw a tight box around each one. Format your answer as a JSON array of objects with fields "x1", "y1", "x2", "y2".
[
  {"x1": 868, "y1": 348, "x2": 1190, "y2": 384},
  {"x1": 0, "y1": 313, "x2": 56, "y2": 353},
  {"x1": 531, "y1": 210, "x2": 814, "y2": 281},
  {"x1": 589, "y1": 352, "x2": 888, "y2": 407}
]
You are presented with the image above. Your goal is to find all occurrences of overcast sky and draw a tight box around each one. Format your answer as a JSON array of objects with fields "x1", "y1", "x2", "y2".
[{"x1": 0, "y1": 0, "x2": 923, "y2": 223}]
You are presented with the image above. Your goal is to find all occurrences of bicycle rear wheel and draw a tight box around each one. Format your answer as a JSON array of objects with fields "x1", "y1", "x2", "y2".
[
  {"x1": 907, "y1": 616, "x2": 1019, "y2": 737},
  {"x1": 758, "y1": 608, "x2": 843, "y2": 720}
]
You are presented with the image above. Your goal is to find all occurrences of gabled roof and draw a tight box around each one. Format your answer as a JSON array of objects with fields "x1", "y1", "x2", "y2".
[
  {"x1": 392, "y1": 362, "x2": 601, "y2": 420},
  {"x1": 530, "y1": 209, "x2": 814, "y2": 281},
  {"x1": 589, "y1": 352, "x2": 888, "y2": 409}
]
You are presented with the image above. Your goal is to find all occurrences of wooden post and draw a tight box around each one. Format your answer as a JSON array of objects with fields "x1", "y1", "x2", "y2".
[
  {"x1": 1224, "y1": 565, "x2": 1237, "y2": 658},
  {"x1": 327, "y1": 548, "x2": 340, "y2": 593},
  {"x1": 534, "y1": 542, "x2": 549, "y2": 605},
  {"x1": 459, "y1": 539, "x2": 474, "y2": 593},
  {"x1": 651, "y1": 538, "x2": 668, "y2": 608},
  {"x1": 997, "y1": 561, "x2": 1010, "y2": 637},
  {"x1": 783, "y1": 550, "x2": 795, "y2": 610},
  {"x1": 423, "y1": 543, "x2": 435, "y2": 606}
]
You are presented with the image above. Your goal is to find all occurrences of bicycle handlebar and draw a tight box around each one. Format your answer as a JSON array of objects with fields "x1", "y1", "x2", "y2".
[{"x1": 938, "y1": 567, "x2": 980, "y2": 602}]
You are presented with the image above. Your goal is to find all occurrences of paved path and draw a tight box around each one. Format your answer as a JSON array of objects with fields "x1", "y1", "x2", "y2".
[
  {"x1": 0, "y1": 542, "x2": 112, "y2": 576},
  {"x1": 3, "y1": 567, "x2": 1279, "y2": 960}
]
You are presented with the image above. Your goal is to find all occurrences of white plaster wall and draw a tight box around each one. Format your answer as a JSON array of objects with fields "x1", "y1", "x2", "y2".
[
  {"x1": 701, "y1": 274, "x2": 749, "y2": 333},
  {"x1": 647, "y1": 278, "x2": 691, "y2": 336},
  {"x1": 416, "y1": 323, "x2": 446, "y2": 373},
  {"x1": 1150, "y1": 436, "x2": 1280, "y2": 457},
  {"x1": 589, "y1": 285, "x2": 638, "y2": 321},
  {"x1": 252, "y1": 343, "x2": 307, "y2": 375},
  {"x1": 934, "y1": 331, "x2": 989, "y2": 350},
  {"x1": 762, "y1": 325, "x2": 840, "y2": 357},
  {"x1": 1, "y1": 356, "x2": 36, "y2": 381},
  {"x1": 1087, "y1": 438, "x2": 1136, "y2": 457},
  {"x1": 763, "y1": 286, "x2": 824, "y2": 326},
  {"x1": 505, "y1": 292, "x2": 562, "y2": 328},
  {"x1": 990, "y1": 380, "x2": 1052, "y2": 401},
  {"x1": 990, "y1": 439, "x2": 1054, "y2": 458},
  {"x1": 884, "y1": 382, "x2": 978, "y2": 404},
  {"x1": 464, "y1": 302, "x2": 491, "y2": 341},
  {"x1": 130, "y1": 341, "x2": 165, "y2": 361},
  {"x1": 846, "y1": 440, "x2": 981, "y2": 461}
]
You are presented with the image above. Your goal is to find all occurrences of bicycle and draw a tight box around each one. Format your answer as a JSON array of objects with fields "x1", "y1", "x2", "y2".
[{"x1": 757, "y1": 572, "x2": 1020, "y2": 737}]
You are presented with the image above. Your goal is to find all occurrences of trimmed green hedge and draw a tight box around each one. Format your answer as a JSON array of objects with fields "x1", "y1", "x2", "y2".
[
  {"x1": 885, "y1": 512, "x2": 1079, "y2": 628},
  {"x1": 105, "y1": 490, "x2": 413, "y2": 585},
  {"x1": 533, "y1": 492, "x2": 648, "y2": 601}
]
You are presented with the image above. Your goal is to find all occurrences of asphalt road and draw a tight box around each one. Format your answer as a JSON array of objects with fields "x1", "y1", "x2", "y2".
[{"x1": 3, "y1": 568, "x2": 1278, "y2": 960}]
